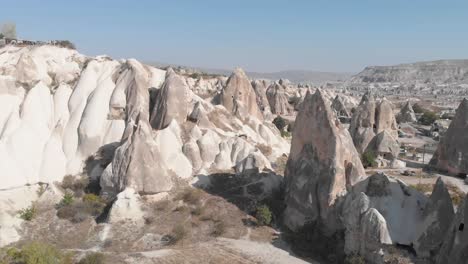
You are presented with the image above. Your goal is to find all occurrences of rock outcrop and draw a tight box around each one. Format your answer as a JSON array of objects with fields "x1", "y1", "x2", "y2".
[
  {"x1": 284, "y1": 89, "x2": 366, "y2": 232},
  {"x1": 266, "y1": 81, "x2": 294, "y2": 115},
  {"x1": 102, "y1": 60, "x2": 173, "y2": 196},
  {"x1": 436, "y1": 194, "x2": 468, "y2": 264},
  {"x1": 149, "y1": 68, "x2": 189, "y2": 130},
  {"x1": 332, "y1": 95, "x2": 352, "y2": 118},
  {"x1": 430, "y1": 98, "x2": 468, "y2": 175},
  {"x1": 414, "y1": 178, "x2": 455, "y2": 258},
  {"x1": 375, "y1": 98, "x2": 398, "y2": 139},
  {"x1": 396, "y1": 101, "x2": 417, "y2": 123},
  {"x1": 349, "y1": 92, "x2": 377, "y2": 153},
  {"x1": 219, "y1": 68, "x2": 263, "y2": 120},
  {"x1": 366, "y1": 130, "x2": 400, "y2": 161},
  {"x1": 251, "y1": 79, "x2": 273, "y2": 118}
]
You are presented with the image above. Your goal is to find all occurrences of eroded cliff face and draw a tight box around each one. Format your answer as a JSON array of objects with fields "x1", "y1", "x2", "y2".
[{"x1": 351, "y1": 60, "x2": 468, "y2": 84}]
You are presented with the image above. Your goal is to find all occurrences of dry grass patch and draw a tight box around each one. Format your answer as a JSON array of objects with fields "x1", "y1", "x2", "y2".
[{"x1": 256, "y1": 144, "x2": 272, "y2": 156}]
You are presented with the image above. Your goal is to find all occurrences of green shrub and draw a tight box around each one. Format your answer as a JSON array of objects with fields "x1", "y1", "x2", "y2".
[
  {"x1": 280, "y1": 130, "x2": 291, "y2": 138},
  {"x1": 272, "y1": 116, "x2": 287, "y2": 131},
  {"x1": 2, "y1": 242, "x2": 73, "y2": 264},
  {"x1": 78, "y1": 252, "x2": 105, "y2": 264},
  {"x1": 361, "y1": 151, "x2": 377, "y2": 168},
  {"x1": 19, "y1": 205, "x2": 36, "y2": 221},
  {"x1": 419, "y1": 111, "x2": 439, "y2": 125},
  {"x1": 59, "y1": 192, "x2": 74, "y2": 207},
  {"x1": 412, "y1": 103, "x2": 425, "y2": 114},
  {"x1": 255, "y1": 204, "x2": 272, "y2": 226}
]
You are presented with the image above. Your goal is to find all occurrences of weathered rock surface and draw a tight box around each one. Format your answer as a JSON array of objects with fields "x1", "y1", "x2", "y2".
[
  {"x1": 436, "y1": 194, "x2": 468, "y2": 264},
  {"x1": 149, "y1": 68, "x2": 189, "y2": 130},
  {"x1": 349, "y1": 92, "x2": 377, "y2": 153},
  {"x1": 266, "y1": 81, "x2": 294, "y2": 115},
  {"x1": 104, "y1": 60, "x2": 173, "y2": 196},
  {"x1": 414, "y1": 178, "x2": 455, "y2": 258},
  {"x1": 219, "y1": 68, "x2": 263, "y2": 120},
  {"x1": 430, "y1": 98, "x2": 468, "y2": 175},
  {"x1": 332, "y1": 95, "x2": 352, "y2": 118},
  {"x1": 284, "y1": 89, "x2": 366, "y2": 232},
  {"x1": 375, "y1": 98, "x2": 398, "y2": 139},
  {"x1": 366, "y1": 130, "x2": 400, "y2": 160},
  {"x1": 396, "y1": 101, "x2": 417, "y2": 123}
]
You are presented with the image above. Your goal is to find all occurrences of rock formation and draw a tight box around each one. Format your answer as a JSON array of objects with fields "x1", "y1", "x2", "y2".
[
  {"x1": 396, "y1": 101, "x2": 417, "y2": 123},
  {"x1": 365, "y1": 130, "x2": 400, "y2": 161},
  {"x1": 349, "y1": 92, "x2": 377, "y2": 153},
  {"x1": 149, "y1": 68, "x2": 189, "y2": 130},
  {"x1": 283, "y1": 89, "x2": 366, "y2": 232},
  {"x1": 436, "y1": 194, "x2": 468, "y2": 264},
  {"x1": 251, "y1": 79, "x2": 273, "y2": 118},
  {"x1": 102, "y1": 60, "x2": 173, "y2": 196},
  {"x1": 266, "y1": 81, "x2": 294, "y2": 115},
  {"x1": 375, "y1": 98, "x2": 398, "y2": 139},
  {"x1": 331, "y1": 95, "x2": 351, "y2": 118},
  {"x1": 414, "y1": 178, "x2": 455, "y2": 258},
  {"x1": 219, "y1": 68, "x2": 263, "y2": 120},
  {"x1": 430, "y1": 98, "x2": 468, "y2": 175}
]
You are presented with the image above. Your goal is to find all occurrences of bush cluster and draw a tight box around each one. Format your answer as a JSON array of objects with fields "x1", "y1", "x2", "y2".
[
  {"x1": 255, "y1": 204, "x2": 272, "y2": 226},
  {"x1": 361, "y1": 151, "x2": 377, "y2": 168},
  {"x1": 0, "y1": 242, "x2": 73, "y2": 264}
]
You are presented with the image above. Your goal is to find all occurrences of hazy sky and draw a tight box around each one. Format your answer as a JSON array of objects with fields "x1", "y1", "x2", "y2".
[{"x1": 2, "y1": 0, "x2": 468, "y2": 72}]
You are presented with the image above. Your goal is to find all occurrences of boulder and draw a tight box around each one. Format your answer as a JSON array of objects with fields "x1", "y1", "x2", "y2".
[
  {"x1": 283, "y1": 89, "x2": 366, "y2": 232},
  {"x1": 430, "y1": 99, "x2": 468, "y2": 175},
  {"x1": 219, "y1": 68, "x2": 263, "y2": 120},
  {"x1": 396, "y1": 101, "x2": 417, "y2": 123}
]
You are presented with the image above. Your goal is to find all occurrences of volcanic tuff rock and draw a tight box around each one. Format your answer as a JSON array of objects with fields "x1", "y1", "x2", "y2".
[
  {"x1": 251, "y1": 79, "x2": 273, "y2": 118},
  {"x1": 103, "y1": 59, "x2": 174, "y2": 196},
  {"x1": 430, "y1": 98, "x2": 468, "y2": 175},
  {"x1": 414, "y1": 178, "x2": 455, "y2": 258},
  {"x1": 219, "y1": 68, "x2": 263, "y2": 120},
  {"x1": 396, "y1": 101, "x2": 417, "y2": 123},
  {"x1": 283, "y1": 89, "x2": 366, "y2": 232},
  {"x1": 149, "y1": 68, "x2": 189, "y2": 130},
  {"x1": 342, "y1": 173, "x2": 430, "y2": 261},
  {"x1": 375, "y1": 98, "x2": 398, "y2": 139},
  {"x1": 266, "y1": 81, "x2": 294, "y2": 115},
  {"x1": 436, "y1": 194, "x2": 468, "y2": 264},
  {"x1": 365, "y1": 130, "x2": 400, "y2": 160},
  {"x1": 349, "y1": 92, "x2": 377, "y2": 153},
  {"x1": 331, "y1": 95, "x2": 351, "y2": 118}
]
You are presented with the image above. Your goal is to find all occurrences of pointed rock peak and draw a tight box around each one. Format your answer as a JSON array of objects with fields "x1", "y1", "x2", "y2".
[
  {"x1": 361, "y1": 91, "x2": 375, "y2": 104},
  {"x1": 457, "y1": 98, "x2": 468, "y2": 112},
  {"x1": 430, "y1": 177, "x2": 453, "y2": 203},
  {"x1": 166, "y1": 67, "x2": 176, "y2": 76},
  {"x1": 232, "y1": 67, "x2": 247, "y2": 78}
]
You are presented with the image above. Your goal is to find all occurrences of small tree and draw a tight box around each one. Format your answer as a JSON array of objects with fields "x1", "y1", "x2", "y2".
[
  {"x1": 0, "y1": 33, "x2": 4, "y2": 39},
  {"x1": 272, "y1": 116, "x2": 287, "y2": 131},
  {"x1": 1, "y1": 23, "x2": 16, "y2": 39},
  {"x1": 412, "y1": 103, "x2": 425, "y2": 114},
  {"x1": 361, "y1": 151, "x2": 377, "y2": 168},
  {"x1": 419, "y1": 111, "x2": 438, "y2": 125},
  {"x1": 255, "y1": 204, "x2": 272, "y2": 226}
]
